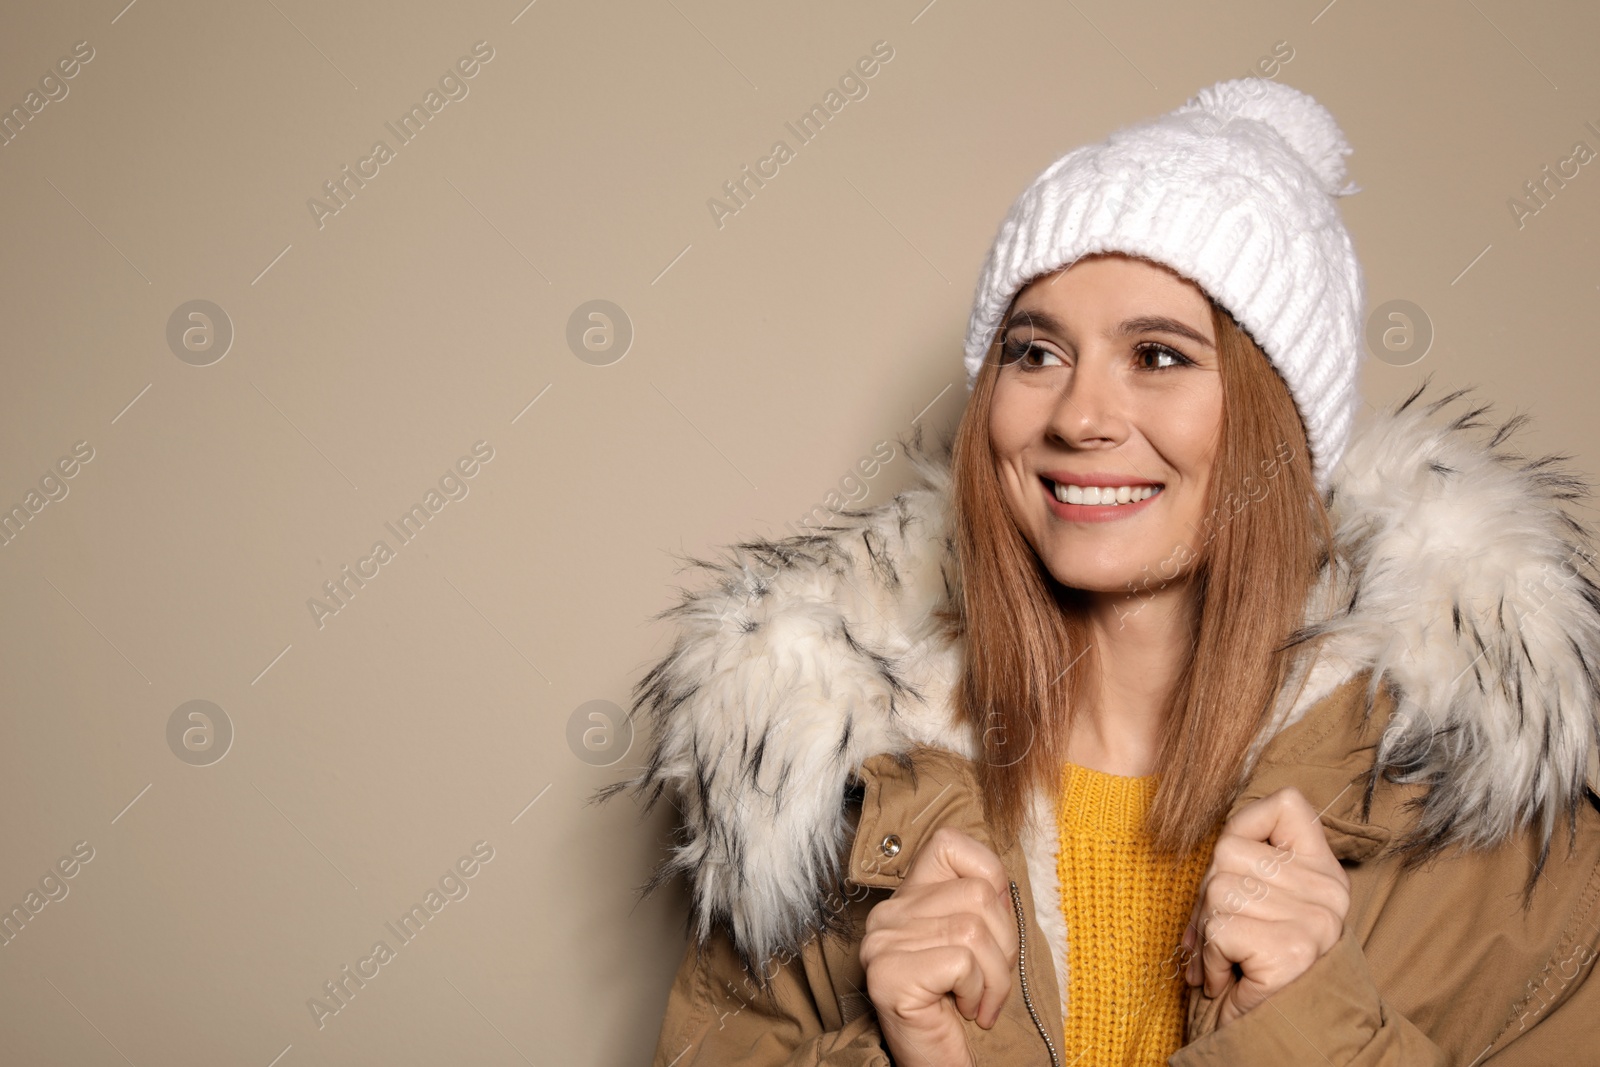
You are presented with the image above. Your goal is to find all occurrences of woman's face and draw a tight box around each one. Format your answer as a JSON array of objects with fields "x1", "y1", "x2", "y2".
[{"x1": 988, "y1": 253, "x2": 1223, "y2": 597}]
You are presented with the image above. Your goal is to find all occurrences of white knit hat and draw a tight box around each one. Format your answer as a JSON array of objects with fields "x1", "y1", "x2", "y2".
[{"x1": 962, "y1": 78, "x2": 1366, "y2": 492}]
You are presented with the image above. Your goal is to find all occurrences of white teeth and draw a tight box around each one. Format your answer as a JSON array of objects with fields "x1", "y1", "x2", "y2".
[{"x1": 1051, "y1": 481, "x2": 1159, "y2": 505}]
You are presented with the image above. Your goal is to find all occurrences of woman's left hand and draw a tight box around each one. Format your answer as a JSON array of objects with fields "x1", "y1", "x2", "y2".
[{"x1": 1181, "y1": 786, "x2": 1352, "y2": 1028}]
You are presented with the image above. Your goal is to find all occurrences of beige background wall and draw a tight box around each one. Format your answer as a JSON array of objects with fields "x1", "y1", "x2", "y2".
[{"x1": 0, "y1": 0, "x2": 1596, "y2": 1063}]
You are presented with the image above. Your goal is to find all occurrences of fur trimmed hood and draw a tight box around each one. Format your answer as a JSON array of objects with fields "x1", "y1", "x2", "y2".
[{"x1": 598, "y1": 381, "x2": 1600, "y2": 969}]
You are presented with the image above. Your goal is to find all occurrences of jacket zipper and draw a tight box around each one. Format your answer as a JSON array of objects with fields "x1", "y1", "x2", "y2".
[{"x1": 1008, "y1": 878, "x2": 1061, "y2": 1067}]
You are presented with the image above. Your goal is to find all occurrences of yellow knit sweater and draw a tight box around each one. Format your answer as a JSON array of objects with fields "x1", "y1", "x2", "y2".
[{"x1": 1056, "y1": 761, "x2": 1221, "y2": 1065}]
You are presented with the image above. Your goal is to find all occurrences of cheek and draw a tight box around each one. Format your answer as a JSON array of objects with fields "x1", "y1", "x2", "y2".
[
  {"x1": 987, "y1": 378, "x2": 1054, "y2": 455},
  {"x1": 1145, "y1": 393, "x2": 1222, "y2": 546},
  {"x1": 1161, "y1": 392, "x2": 1224, "y2": 482},
  {"x1": 987, "y1": 394, "x2": 1043, "y2": 529},
  {"x1": 987, "y1": 388, "x2": 1032, "y2": 473},
  {"x1": 988, "y1": 380, "x2": 1020, "y2": 441}
]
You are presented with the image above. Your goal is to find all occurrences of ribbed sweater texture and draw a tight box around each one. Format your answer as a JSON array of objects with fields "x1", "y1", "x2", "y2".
[{"x1": 1056, "y1": 762, "x2": 1220, "y2": 1065}]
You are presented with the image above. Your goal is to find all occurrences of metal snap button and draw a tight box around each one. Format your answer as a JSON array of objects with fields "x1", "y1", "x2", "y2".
[{"x1": 879, "y1": 834, "x2": 902, "y2": 858}]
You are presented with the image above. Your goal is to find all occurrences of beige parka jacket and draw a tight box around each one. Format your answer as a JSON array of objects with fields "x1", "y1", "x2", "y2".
[{"x1": 599, "y1": 383, "x2": 1600, "y2": 1065}]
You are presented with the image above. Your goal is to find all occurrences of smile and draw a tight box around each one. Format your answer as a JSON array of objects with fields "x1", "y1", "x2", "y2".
[
  {"x1": 1040, "y1": 476, "x2": 1164, "y2": 523},
  {"x1": 1047, "y1": 480, "x2": 1160, "y2": 505}
]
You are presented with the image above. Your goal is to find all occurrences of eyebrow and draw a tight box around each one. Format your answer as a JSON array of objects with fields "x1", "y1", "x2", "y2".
[{"x1": 1004, "y1": 308, "x2": 1216, "y2": 350}]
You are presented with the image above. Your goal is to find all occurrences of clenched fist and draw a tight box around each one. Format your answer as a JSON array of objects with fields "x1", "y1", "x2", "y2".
[
  {"x1": 1182, "y1": 786, "x2": 1352, "y2": 1028},
  {"x1": 859, "y1": 826, "x2": 1019, "y2": 1067}
]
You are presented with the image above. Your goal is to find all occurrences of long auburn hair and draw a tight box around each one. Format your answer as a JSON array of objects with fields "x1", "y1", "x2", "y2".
[{"x1": 944, "y1": 263, "x2": 1334, "y2": 860}]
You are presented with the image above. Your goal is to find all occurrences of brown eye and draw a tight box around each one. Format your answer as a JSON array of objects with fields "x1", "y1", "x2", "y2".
[
  {"x1": 1001, "y1": 338, "x2": 1062, "y2": 369},
  {"x1": 1135, "y1": 343, "x2": 1190, "y2": 370}
]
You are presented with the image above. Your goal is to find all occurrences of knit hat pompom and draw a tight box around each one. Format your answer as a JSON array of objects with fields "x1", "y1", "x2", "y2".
[{"x1": 1175, "y1": 79, "x2": 1357, "y2": 197}]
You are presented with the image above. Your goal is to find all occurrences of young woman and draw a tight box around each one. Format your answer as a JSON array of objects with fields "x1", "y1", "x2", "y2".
[{"x1": 599, "y1": 79, "x2": 1600, "y2": 1065}]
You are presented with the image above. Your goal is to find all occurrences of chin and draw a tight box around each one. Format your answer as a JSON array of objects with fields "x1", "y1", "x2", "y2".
[{"x1": 1040, "y1": 558, "x2": 1145, "y2": 596}]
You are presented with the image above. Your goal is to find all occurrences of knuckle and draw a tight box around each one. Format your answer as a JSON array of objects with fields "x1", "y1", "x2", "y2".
[
  {"x1": 960, "y1": 877, "x2": 994, "y2": 911},
  {"x1": 866, "y1": 973, "x2": 917, "y2": 1017},
  {"x1": 1212, "y1": 835, "x2": 1246, "y2": 870},
  {"x1": 1211, "y1": 871, "x2": 1243, "y2": 901},
  {"x1": 951, "y1": 912, "x2": 985, "y2": 947},
  {"x1": 885, "y1": 994, "x2": 919, "y2": 1018},
  {"x1": 863, "y1": 899, "x2": 899, "y2": 934}
]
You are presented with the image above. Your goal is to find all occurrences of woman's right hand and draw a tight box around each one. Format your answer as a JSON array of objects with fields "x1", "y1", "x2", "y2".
[{"x1": 858, "y1": 826, "x2": 1019, "y2": 1067}]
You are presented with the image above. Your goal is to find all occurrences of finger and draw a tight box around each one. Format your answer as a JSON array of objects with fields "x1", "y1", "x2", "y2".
[
  {"x1": 1184, "y1": 922, "x2": 1206, "y2": 989},
  {"x1": 1198, "y1": 871, "x2": 1272, "y2": 925},
  {"x1": 870, "y1": 944, "x2": 988, "y2": 1021},
  {"x1": 928, "y1": 907, "x2": 1014, "y2": 1029},
  {"x1": 877, "y1": 1009, "x2": 969, "y2": 1067},
  {"x1": 1205, "y1": 833, "x2": 1351, "y2": 915},
  {"x1": 1196, "y1": 918, "x2": 1275, "y2": 1019},
  {"x1": 874, "y1": 984, "x2": 972, "y2": 1067},
  {"x1": 1187, "y1": 849, "x2": 1349, "y2": 989},
  {"x1": 1190, "y1": 844, "x2": 1299, "y2": 985},
  {"x1": 1181, "y1": 806, "x2": 1303, "y2": 986},
  {"x1": 1183, "y1": 854, "x2": 1229, "y2": 984},
  {"x1": 900, "y1": 826, "x2": 1011, "y2": 905},
  {"x1": 1222, "y1": 786, "x2": 1334, "y2": 861},
  {"x1": 1196, "y1": 871, "x2": 1340, "y2": 940},
  {"x1": 1198, "y1": 909, "x2": 1331, "y2": 1001},
  {"x1": 1183, "y1": 894, "x2": 1206, "y2": 986},
  {"x1": 1198, "y1": 908, "x2": 1255, "y2": 999},
  {"x1": 1208, "y1": 827, "x2": 1298, "y2": 881},
  {"x1": 863, "y1": 911, "x2": 1015, "y2": 1026},
  {"x1": 943, "y1": 945, "x2": 992, "y2": 1027},
  {"x1": 891, "y1": 871, "x2": 1019, "y2": 970},
  {"x1": 955, "y1": 911, "x2": 1015, "y2": 1029}
]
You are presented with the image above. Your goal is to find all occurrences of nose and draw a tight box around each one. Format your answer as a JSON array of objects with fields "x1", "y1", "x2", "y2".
[{"x1": 1046, "y1": 346, "x2": 1128, "y2": 451}]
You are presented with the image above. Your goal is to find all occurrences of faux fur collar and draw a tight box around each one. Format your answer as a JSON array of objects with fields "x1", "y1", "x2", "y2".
[{"x1": 598, "y1": 381, "x2": 1600, "y2": 968}]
